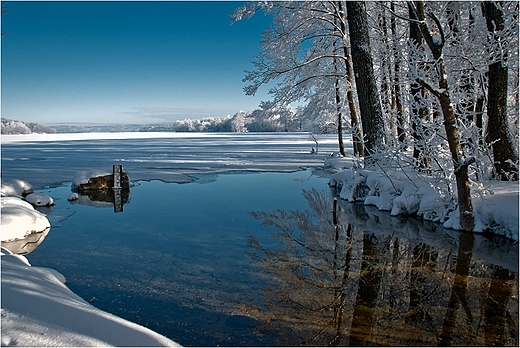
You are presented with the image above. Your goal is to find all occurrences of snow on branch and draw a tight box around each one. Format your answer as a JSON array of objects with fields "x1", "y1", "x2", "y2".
[{"x1": 416, "y1": 77, "x2": 445, "y2": 97}]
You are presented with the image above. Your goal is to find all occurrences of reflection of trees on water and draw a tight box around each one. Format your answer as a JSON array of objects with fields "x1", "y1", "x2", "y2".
[{"x1": 245, "y1": 188, "x2": 518, "y2": 346}]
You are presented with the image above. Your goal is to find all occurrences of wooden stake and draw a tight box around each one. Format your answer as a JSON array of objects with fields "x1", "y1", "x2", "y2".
[{"x1": 333, "y1": 198, "x2": 338, "y2": 225}]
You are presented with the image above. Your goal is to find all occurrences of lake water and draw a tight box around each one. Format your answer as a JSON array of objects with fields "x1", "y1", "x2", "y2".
[
  {"x1": 2, "y1": 134, "x2": 518, "y2": 346},
  {"x1": 23, "y1": 171, "x2": 332, "y2": 346}
]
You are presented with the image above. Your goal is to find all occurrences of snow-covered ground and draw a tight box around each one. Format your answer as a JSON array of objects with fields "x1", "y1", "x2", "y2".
[
  {"x1": 1, "y1": 248, "x2": 180, "y2": 347},
  {"x1": 1, "y1": 131, "x2": 518, "y2": 346},
  {"x1": 326, "y1": 156, "x2": 519, "y2": 241}
]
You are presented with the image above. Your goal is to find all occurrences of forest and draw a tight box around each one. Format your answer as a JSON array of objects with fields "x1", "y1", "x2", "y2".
[{"x1": 227, "y1": 1, "x2": 519, "y2": 231}]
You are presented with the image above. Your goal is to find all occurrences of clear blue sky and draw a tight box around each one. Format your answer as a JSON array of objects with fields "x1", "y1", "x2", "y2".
[{"x1": 1, "y1": 1, "x2": 272, "y2": 125}]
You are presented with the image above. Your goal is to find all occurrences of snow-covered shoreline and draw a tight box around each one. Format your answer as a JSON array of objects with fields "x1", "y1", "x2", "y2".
[
  {"x1": 1, "y1": 248, "x2": 180, "y2": 347},
  {"x1": 1, "y1": 131, "x2": 221, "y2": 143},
  {"x1": 1, "y1": 131, "x2": 337, "y2": 144},
  {"x1": 327, "y1": 158, "x2": 519, "y2": 241}
]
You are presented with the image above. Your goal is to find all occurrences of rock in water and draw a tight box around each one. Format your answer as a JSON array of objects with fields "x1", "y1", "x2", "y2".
[{"x1": 25, "y1": 193, "x2": 55, "y2": 207}]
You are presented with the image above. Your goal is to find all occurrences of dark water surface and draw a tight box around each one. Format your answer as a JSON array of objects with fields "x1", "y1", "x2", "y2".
[
  {"x1": 22, "y1": 170, "x2": 518, "y2": 346},
  {"x1": 25, "y1": 171, "x2": 327, "y2": 346}
]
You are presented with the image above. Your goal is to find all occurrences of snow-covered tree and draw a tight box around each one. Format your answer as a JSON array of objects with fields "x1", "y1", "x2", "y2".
[
  {"x1": 407, "y1": 0, "x2": 476, "y2": 231},
  {"x1": 1, "y1": 117, "x2": 56, "y2": 134},
  {"x1": 482, "y1": 1, "x2": 519, "y2": 180},
  {"x1": 233, "y1": 0, "x2": 519, "y2": 191},
  {"x1": 232, "y1": 1, "x2": 363, "y2": 155},
  {"x1": 231, "y1": 110, "x2": 249, "y2": 132}
]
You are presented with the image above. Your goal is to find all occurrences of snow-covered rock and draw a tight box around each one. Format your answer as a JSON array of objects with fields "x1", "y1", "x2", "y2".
[
  {"x1": 1, "y1": 197, "x2": 51, "y2": 242},
  {"x1": 1, "y1": 179, "x2": 34, "y2": 197},
  {"x1": 25, "y1": 193, "x2": 55, "y2": 207},
  {"x1": 330, "y1": 170, "x2": 370, "y2": 202},
  {"x1": 72, "y1": 169, "x2": 112, "y2": 187},
  {"x1": 72, "y1": 168, "x2": 130, "y2": 192},
  {"x1": 68, "y1": 192, "x2": 79, "y2": 201}
]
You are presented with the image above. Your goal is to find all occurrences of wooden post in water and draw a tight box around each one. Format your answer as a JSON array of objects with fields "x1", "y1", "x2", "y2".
[
  {"x1": 113, "y1": 164, "x2": 123, "y2": 212},
  {"x1": 332, "y1": 198, "x2": 338, "y2": 225},
  {"x1": 113, "y1": 164, "x2": 122, "y2": 189}
]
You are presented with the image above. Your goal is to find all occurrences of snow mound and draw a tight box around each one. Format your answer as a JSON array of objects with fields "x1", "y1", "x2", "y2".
[
  {"x1": 1, "y1": 197, "x2": 51, "y2": 242},
  {"x1": 1, "y1": 179, "x2": 34, "y2": 197},
  {"x1": 25, "y1": 193, "x2": 55, "y2": 207},
  {"x1": 1, "y1": 250, "x2": 181, "y2": 347},
  {"x1": 330, "y1": 169, "x2": 519, "y2": 241}
]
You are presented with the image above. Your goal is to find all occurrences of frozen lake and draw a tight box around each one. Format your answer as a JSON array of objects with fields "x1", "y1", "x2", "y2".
[
  {"x1": 2, "y1": 133, "x2": 518, "y2": 346},
  {"x1": 1, "y1": 132, "x2": 340, "y2": 188}
]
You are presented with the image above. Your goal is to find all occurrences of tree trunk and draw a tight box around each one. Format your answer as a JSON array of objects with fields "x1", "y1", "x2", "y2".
[
  {"x1": 409, "y1": 1, "x2": 431, "y2": 171},
  {"x1": 483, "y1": 1, "x2": 519, "y2": 180},
  {"x1": 391, "y1": 1, "x2": 406, "y2": 145},
  {"x1": 346, "y1": 1, "x2": 385, "y2": 164},
  {"x1": 335, "y1": 79, "x2": 346, "y2": 156},
  {"x1": 410, "y1": 1, "x2": 474, "y2": 231},
  {"x1": 379, "y1": 8, "x2": 392, "y2": 144},
  {"x1": 337, "y1": 1, "x2": 364, "y2": 157},
  {"x1": 333, "y1": 16, "x2": 346, "y2": 157}
]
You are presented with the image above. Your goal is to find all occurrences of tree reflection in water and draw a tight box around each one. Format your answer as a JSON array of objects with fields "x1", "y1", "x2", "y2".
[{"x1": 244, "y1": 188, "x2": 518, "y2": 346}]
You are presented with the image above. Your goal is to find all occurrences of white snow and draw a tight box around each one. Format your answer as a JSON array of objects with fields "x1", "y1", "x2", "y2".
[
  {"x1": 1, "y1": 248, "x2": 180, "y2": 347},
  {"x1": 1, "y1": 179, "x2": 34, "y2": 197},
  {"x1": 329, "y1": 166, "x2": 519, "y2": 241},
  {"x1": 1, "y1": 132, "x2": 198, "y2": 143},
  {"x1": 1, "y1": 197, "x2": 51, "y2": 242},
  {"x1": 25, "y1": 193, "x2": 55, "y2": 207}
]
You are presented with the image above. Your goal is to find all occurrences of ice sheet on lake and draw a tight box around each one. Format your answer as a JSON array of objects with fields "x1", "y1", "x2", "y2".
[{"x1": 1, "y1": 132, "x2": 339, "y2": 188}]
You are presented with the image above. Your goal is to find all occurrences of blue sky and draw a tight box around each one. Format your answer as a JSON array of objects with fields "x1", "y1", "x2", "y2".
[{"x1": 1, "y1": 1, "x2": 272, "y2": 125}]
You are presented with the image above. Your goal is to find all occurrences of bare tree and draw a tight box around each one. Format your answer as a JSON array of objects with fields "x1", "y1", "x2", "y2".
[{"x1": 408, "y1": 1, "x2": 475, "y2": 231}]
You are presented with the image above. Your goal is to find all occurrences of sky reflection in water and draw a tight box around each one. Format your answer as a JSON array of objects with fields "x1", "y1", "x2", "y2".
[{"x1": 26, "y1": 171, "x2": 518, "y2": 346}]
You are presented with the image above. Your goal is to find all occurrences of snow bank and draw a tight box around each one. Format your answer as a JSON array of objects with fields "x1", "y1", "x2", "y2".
[
  {"x1": 330, "y1": 168, "x2": 519, "y2": 241},
  {"x1": 1, "y1": 249, "x2": 180, "y2": 347}
]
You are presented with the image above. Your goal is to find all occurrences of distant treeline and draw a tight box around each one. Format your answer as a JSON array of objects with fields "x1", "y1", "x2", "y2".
[
  {"x1": 1, "y1": 117, "x2": 56, "y2": 134},
  {"x1": 27, "y1": 107, "x2": 339, "y2": 134}
]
